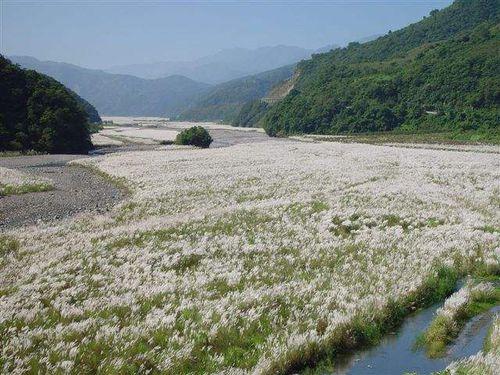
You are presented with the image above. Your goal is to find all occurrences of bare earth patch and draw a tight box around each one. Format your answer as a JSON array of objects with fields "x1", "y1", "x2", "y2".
[{"x1": 0, "y1": 156, "x2": 125, "y2": 229}]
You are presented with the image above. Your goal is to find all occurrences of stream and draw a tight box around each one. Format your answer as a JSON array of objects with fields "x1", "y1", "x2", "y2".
[{"x1": 309, "y1": 304, "x2": 499, "y2": 374}]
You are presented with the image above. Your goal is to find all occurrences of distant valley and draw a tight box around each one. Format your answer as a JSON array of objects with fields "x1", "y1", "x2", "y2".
[
  {"x1": 10, "y1": 50, "x2": 302, "y2": 121},
  {"x1": 179, "y1": 64, "x2": 296, "y2": 123},
  {"x1": 105, "y1": 44, "x2": 337, "y2": 84},
  {"x1": 9, "y1": 56, "x2": 211, "y2": 117}
]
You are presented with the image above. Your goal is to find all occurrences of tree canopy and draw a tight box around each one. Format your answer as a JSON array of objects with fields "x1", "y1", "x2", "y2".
[{"x1": 232, "y1": 100, "x2": 269, "y2": 127}]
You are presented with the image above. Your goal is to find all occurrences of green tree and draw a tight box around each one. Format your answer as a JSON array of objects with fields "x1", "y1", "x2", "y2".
[{"x1": 175, "y1": 126, "x2": 213, "y2": 148}]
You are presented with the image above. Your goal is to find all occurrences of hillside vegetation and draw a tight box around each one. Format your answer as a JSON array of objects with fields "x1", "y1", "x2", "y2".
[
  {"x1": 179, "y1": 64, "x2": 295, "y2": 123},
  {"x1": 262, "y1": 0, "x2": 500, "y2": 141},
  {"x1": 0, "y1": 56, "x2": 93, "y2": 154},
  {"x1": 232, "y1": 69, "x2": 301, "y2": 127},
  {"x1": 73, "y1": 95, "x2": 101, "y2": 124},
  {"x1": 232, "y1": 100, "x2": 269, "y2": 127}
]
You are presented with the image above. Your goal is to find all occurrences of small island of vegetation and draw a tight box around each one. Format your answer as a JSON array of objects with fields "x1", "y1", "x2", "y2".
[{"x1": 175, "y1": 126, "x2": 213, "y2": 148}]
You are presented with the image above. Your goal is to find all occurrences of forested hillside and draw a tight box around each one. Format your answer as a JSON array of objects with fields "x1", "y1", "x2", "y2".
[
  {"x1": 232, "y1": 69, "x2": 300, "y2": 127},
  {"x1": 232, "y1": 100, "x2": 269, "y2": 127},
  {"x1": 72, "y1": 95, "x2": 101, "y2": 124},
  {"x1": 179, "y1": 64, "x2": 294, "y2": 123},
  {"x1": 10, "y1": 56, "x2": 211, "y2": 117},
  {"x1": 262, "y1": 0, "x2": 500, "y2": 140},
  {"x1": 0, "y1": 56, "x2": 92, "y2": 153}
]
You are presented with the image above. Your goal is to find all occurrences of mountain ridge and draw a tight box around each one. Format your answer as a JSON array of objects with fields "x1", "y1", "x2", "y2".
[
  {"x1": 105, "y1": 44, "x2": 337, "y2": 84},
  {"x1": 10, "y1": 55, "x2": 212, "y2": 117}
]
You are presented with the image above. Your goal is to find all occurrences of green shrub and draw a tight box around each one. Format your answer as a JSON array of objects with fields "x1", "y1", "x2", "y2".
[{"x1": 175, "y1": 126, "x2": 213, "y2": 148}]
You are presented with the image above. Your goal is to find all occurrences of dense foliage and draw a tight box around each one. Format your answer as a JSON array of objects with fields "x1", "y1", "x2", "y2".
[
  {"x1": 175, "y1": 126, "x2": 213, "y2": 148},
  {"x1": 232, "y1": 100, "x2": 269, "y2": 127},
  {"x1": 0, "y1": 55, "x2": 93, "y2": 153},
  {"x1": 179, "y1": 65, "x2": 294, "y2": 123},
  {"x1": 73, "y1": 94, "x2": 101, "y2": 124},
  {"x1": 263, "y1": 0, "x2": 500, "y2": 139}
]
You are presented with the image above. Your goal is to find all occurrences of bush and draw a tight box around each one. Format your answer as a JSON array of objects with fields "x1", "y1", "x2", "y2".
[{"x1": 175, "y1": 126, "x2": 213, "y2": 148}]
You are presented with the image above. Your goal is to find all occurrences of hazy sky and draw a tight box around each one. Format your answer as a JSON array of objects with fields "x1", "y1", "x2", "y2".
[{"x1": 2, "y1": 0, "x2": 453, "y2": 69}]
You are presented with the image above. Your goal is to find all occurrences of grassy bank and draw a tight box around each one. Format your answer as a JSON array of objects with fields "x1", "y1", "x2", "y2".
[
  {"x1": 416, "y1": 277, "x2": 499, "y2": 358},
  {"x1": 0, "y1": 182, "x2": 53, "y2": 196},
  {"x1": 0, "y1": 150, "x2": 45, "y2": 158},
  {"x1": 290, "y1": 267, "x2": 459, "y2": 374},
  {"x1": 436, "y1": 314, "x2": 499, "y2": 374},
  {"x1": 0, "y1": 166, "x2": 53, "y2": 196},
  {"x1": 297, "y1": 265, "x2": 499, "y2": 375}
]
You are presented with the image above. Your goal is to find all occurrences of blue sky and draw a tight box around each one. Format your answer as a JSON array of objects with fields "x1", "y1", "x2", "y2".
[{"x1": 2, "y1": 0, "x2": 453, "y2": 69}]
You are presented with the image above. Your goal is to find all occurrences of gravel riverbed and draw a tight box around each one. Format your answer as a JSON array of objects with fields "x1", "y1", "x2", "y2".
[{"x1": 0, "y1": 155, "x2": 125, "y2": 229}]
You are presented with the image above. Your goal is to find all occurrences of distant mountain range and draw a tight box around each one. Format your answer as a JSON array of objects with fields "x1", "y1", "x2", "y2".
[
  {"x1": 105, "y1": 44, "x2": 338, "y2": 84},
  {"x1": 10, "y1": 56, "x2": 211, "y2": 117},
  {"x1": 10, "y1": 44, "x2": 345, "y2": 118},
  {"x1": 10, "y1": 55, "x2": 298, "y2": 119}
]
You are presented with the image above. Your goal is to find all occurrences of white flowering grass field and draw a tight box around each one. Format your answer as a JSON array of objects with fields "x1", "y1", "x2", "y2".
[
  {"x1": 101, "y1": 116, "x2": 170, "y2": 126},
  {"x1": 0, "y1": 167, "x2": 53, "y2": 196},
  {"x1": 91, "y1": 133, "x2": 124, "y2": 147},
  {"x1": 163, "y1": 121, "x2": 266, "y2": 133},
  {"x1": 99, "y1": 128, "x2": 179, "y2": 143},
  {"x1": 0, "y1": 140, "x2": 499, "y2": 373},
  {"x1": 101, "y1": 116, "x2": 265, "y2": 133}
]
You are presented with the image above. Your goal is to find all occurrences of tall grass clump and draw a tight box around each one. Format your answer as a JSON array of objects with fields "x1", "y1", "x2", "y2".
[{"x1": 0, "y1": 182, "x2": 53, "y2": 196}]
